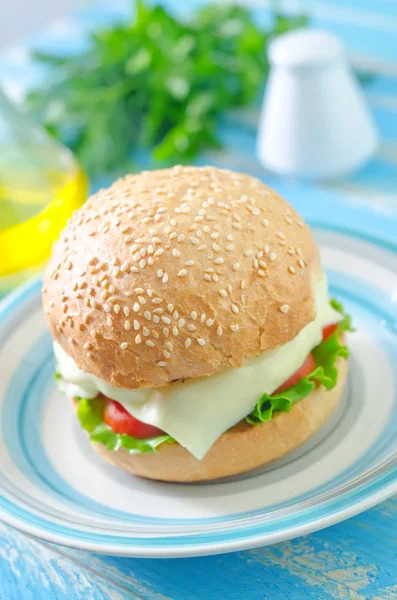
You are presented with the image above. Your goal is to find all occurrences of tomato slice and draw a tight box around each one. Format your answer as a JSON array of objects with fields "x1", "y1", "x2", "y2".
[
  {"x1": 274, "y1": 353, "x2": 316, "y2": 394},
  {"x1": 322, "y1": 323, "x2": 338, "y2": 341},
  {"x1": 103, "y1": 399, "x2": 164, "y2": 439}
]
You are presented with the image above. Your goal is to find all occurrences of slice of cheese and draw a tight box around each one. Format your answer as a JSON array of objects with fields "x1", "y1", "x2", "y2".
[{"x1": 55, "y1": 275, "x2": 342, "y2": 459}]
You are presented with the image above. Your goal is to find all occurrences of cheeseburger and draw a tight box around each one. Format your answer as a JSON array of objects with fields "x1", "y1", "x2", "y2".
[{"x1": 43, "y1": 166, "x2": 351, "y2": 482}]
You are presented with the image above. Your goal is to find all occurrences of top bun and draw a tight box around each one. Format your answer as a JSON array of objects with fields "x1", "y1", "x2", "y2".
[{"x1": 43, "y1": 166, "x2": 321, "y2": 389}]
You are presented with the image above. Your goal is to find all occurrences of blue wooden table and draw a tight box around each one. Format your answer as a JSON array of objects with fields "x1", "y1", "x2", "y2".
[{"x1": 1, "y1": 1, "x2": 397, "y2": 598}]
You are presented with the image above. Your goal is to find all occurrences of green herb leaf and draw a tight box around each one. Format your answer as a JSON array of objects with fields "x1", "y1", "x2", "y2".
[
  {"x1": 26, "y1": 1, "x2": 308, "y2": 175},
  {"x1": 77, "y1": 397, "x2": 174, "y2": 454}
]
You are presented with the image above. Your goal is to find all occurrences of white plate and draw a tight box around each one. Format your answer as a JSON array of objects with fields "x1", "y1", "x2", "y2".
[{"x1": 0, "y1": 206, "x2": 396, "y2": 557}]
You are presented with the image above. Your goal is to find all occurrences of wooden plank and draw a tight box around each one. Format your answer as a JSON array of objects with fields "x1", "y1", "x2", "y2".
[{"x1": 2, "y1": 497, "x2": 395, "y2": 600}]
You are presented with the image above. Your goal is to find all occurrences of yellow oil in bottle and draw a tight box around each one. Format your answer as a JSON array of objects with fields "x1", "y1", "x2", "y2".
[
  {"x1": 0, "y1": 161, "x2": 87, "y2": 293},
  {"x1": 0, "y1": 90, "x2": 88, "y2": 294}
]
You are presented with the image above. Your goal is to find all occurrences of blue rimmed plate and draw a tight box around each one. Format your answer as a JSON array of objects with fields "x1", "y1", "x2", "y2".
[{"x1": 0, "y1": 198, "x2": 396, "y2": 558}]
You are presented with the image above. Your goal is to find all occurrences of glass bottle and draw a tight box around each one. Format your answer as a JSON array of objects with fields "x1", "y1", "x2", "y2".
[{"x1": 0, "y1": 87, "x2": 87, "y2": 294}]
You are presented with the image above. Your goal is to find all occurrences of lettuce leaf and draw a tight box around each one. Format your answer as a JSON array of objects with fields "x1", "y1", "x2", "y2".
[
  {"x1": 246, "y1": 300, "x2": 352, "y2": 424},
  {"x1": 77, "y1": 396, "x2": 174, "y2": 454}
]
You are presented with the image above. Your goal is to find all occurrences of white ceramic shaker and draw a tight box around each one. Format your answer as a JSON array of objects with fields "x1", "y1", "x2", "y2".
[{"x1": 257, "y1": 29, "x2": 379, "y2": 179}]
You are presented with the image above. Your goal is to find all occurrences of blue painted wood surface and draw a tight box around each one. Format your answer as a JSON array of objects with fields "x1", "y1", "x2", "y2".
[{"x1": 1, "y1": 1, "x2": 397, "y2": 598}]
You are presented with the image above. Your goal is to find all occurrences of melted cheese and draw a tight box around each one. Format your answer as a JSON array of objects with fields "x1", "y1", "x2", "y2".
[{"x1": 54, "y1": 275, "x2": 342, "y2": 459}]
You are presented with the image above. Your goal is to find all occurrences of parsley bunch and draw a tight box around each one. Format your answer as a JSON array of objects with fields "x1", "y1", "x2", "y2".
[{"x1": 27, "y1": 1, "x2": 307, "y2": 176}]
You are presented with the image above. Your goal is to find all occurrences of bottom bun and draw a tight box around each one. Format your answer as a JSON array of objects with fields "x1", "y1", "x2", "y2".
[{"x1": 90, "y1": 357, "x2": 348, "y2": 482}]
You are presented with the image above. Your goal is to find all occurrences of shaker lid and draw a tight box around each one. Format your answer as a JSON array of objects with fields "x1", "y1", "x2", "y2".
[{"x1": 268, "y1": 29, "x2": 343, "y2": 69}]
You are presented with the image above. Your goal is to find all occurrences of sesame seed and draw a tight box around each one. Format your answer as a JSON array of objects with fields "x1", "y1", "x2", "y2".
[
  {"x1": 178, "y1": 234, "x2": 185, "y2": 243},
  {"x1": 135, "y1": 334, "x2": 142, "y2": 344},
  {"x1": 226, "y1": 244, "x2": 234, "y2": 251},
  {"x1": 285, "y1": 216, "x2": 293, "y2": 224},
  {"x1": 219, "y1": 289, "x2": 227, "y2": 297},
  {"x1": 143, "y1": 327, "x2": 150, "y2": 336},
  {"x1": 178, "y1": 269, "x2": 187, "y2": 277},
  {"x1": 103, "y1": 304, "x2": 110, "y2": 313},
  {"x1": 233, "y1": 222, "x2": 241, "y2": 230},
  {"x1": 172, "y1": 249, "x2": 181, "y2": 258},
  {"x1": 133, "y1": 320, "x2": 140, "y2": 330},
  {"x1": 157, "y1": 361, "x2": 167, "y2": 367},
  {"x1": 120, "y1": 342, "x2": 128, "y2": 350},
  {"x1": 172, "y1": 326, "x2": 179, "y2": 336},
  {"x1": 109, "y1": 285, "x2": 115, "y2": 293},
  {"x1": 253, "y1": 259, "x2": 259, "y2": 269},
  {"x1": 152, "y1": 298, "x2": 163, "y2": 305},
  {"x1": 230, "y1": 324, "x2": 239, "y2": 332},
  {"x1": 146, "y1": 340, "x2": 155, "y2": 347},
  {"x1": 144, "y1": 311, "x2": 151, "y2": 320},
  {"x1": 162, "y1": 273, "x2": 169, "y2": 283},
  {"x1": 178, "y1": 319, "x2": 185, "y2": 327},
  {"x1": 185, "y1": 338, "x2": 192, "y2": 348},
  {"x1": 258, "y1": 270, "x2": 266, "y2": 277},
  {"x1": 139, "y1": 259, "x2": 146, "y2": 269},
  {"x1": 197, "y1": 338, "x2": 205, "y2": 346},
  {"x1": 167, "y1": 304, "x2": 174, "y2": 313},
  {"x1": 124, "y1": 307, "x2": 130, "y2": 317},
  {"x1": 214, "y1": 257, "x2": 224, "y2": 265},
  {"x1": 244, "y1": 250, "x2": 252, "y2": 257},
  {"x1": 232, "y1": 263, "x2": 240, "y2": 272},
  {"x1": 227, "y1": 285, "x2": 232, "y2": 294},
  {"x1": 187, "y1": 324, "x2": 196, "y2": 331},
  {"x1": 114, "y1": 304, "x2": 120, "y2": 314},
  {"x1": 280, "y1": 304, "x2": 290, "y2": 313},
  {"x1": 125, "y1": 321, "x2": 131, "y2": 330},
  {"x1": 185, "y1": 260, "x2": 194, "y2": 267},
  {"x1": 212, "y1": 243, "x2": 221, "y2": 252},
  {"x1": 200, "y1": 314, "x2": 206, "y2": 323},
  {"x1": 262, "y1": 219, "x2": 269, "y2": 227},
  {"x1": 83, "y1": 342, "x2": 91, "y2": 350},
  {"x1": 153, "y1": 307, "x2": 163, "y2": 314},
  {"x1": 264, "y1": 245, "x2": 270, "y2": 254},
  {"x1": 288, "y1": 266, "x2": 296, "y2": 274},
  {"x1": 204, "y1": 274, "x2": 212, "y2": 282},
  {"x1": 231, "y1": 304, "x2": 239, "y2": 314},
  {"x1": 169, "y1": 232, "x2": 177, "y2": 240},
  {"x1": 269, "y1": 253, "x2": 277, "y2": 261},
  {"x1": 191, "y1": 311, "x2": 197, "y2": 320},
  {"x1": 163, "y1": 350, "x2": 171, "y2": 359},
  {"x1": 138, "y1": 296, "x2": 146, "y2": 304},
  {"x1": 298, "y1": 258, "x2": 305, "y2": 268},
  {"x1": 153, "y1": 315, "x2": 160, "y2": 324},
  {"x1": 296, "y1": 247, "x2": 303, "y2": 256},
  {"x1": 133, "y1": 302, "x2": 140, "y2": 312},
  {"x1": 162, "y1": 316, "x2": 171, "y2": 325},
  {"x1": 154, "y1": 248, "x2": 164, "y2": 257},
  {"x1": 190, "y1": 237, "x2": 199, "y2": 245},
  {"x1": 166, "y1": 341, "x2": 173, "y2": 351},
  {"x1": 131, "y1": 266, "x2": 139, "y2": 273}
]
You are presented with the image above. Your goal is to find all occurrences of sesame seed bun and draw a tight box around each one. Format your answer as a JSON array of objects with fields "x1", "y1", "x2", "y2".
[
  {"x1": 43, "y1": 165, "x2": 321, "y2": 389},
  {"x1": 90, "y1": 356, "x2": 348, "y2": 482}
]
